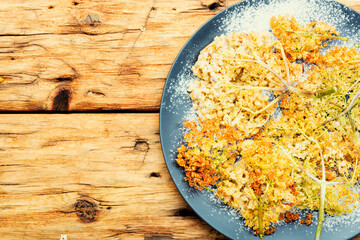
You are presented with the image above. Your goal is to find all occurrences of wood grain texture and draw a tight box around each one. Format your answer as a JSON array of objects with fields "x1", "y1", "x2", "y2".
[
  {"x1": 0, "y1": 114, "x2": 227, "y2": 239},
  {"x1": 0, "y1": 0, "x2": 358, "y2": 111}
]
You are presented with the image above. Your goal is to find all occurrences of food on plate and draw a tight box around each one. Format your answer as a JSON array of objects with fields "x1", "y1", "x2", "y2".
[{"x1": 176, "y1": 15, "x2": 360, "y2": 239}]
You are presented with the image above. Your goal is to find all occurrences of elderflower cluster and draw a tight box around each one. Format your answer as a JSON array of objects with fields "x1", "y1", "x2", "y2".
[{"x1": 176, "y1": 15, "x2": 360, "y2": 238}]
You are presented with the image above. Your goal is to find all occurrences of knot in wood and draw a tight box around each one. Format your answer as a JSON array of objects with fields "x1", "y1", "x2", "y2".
[
  {"x1": 201, "y1": 0, "x2": 224, "y2": 10},
  {"x1": 81, "y1": 14, "x2": 101, "y2": 26},
  {"x1": 134, "y1": 139, "x2": 149, "y2": 152},
  {"x1": 149, "y1": 172, "x2": 161, "y2": 178},
  {"x1": 52, "y1": 88, "x2": 71, "y2": 111},
  {"x1": 173, "y1": 208, "x2": 196, "y2": 217},
  {"x1": 74, "y1": 199, "x2": 98, "y2": 223}
]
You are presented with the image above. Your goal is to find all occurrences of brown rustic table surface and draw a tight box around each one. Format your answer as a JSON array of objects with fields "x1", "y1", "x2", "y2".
[{"x1": 1, "y1": 0, "x2": 360, "y2": 239}]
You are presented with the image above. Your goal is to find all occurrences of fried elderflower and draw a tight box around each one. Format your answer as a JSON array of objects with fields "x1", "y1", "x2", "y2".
[{"x1": 176, "y1": 14, "x2": 359, "y2": 240}]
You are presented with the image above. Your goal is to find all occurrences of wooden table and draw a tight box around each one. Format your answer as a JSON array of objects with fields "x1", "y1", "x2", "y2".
[{"x1": 1, "y1": 0, "x2": 360, "y2": 239}]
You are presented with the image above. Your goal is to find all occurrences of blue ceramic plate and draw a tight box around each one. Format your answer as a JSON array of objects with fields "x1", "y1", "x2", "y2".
[{"x1": 160, "y1": 0, "x2": 360, "y2": 239}]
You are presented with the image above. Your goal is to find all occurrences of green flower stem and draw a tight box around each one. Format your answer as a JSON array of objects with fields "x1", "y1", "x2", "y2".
[
  {"x1": 258, "y1": 181, "x2": 270, "y2": 239},
  {"x1": 315, "y1": 87, "x2": 337, "y2": 98},
  {"x1": 224, "y1": 84, "x2": 284, "y2": 92},
  {"x1": 288, "y1": 86, "x2": 315, "y2": 97},
  {"x1": 253, "y1": 94, "x2": 285, "y2": 116},
  {"x1": 347, "y1": 112, "x2": 359, "y2": 143},
  {"x1": 258, "y1": 200, "x2": 264, "y2": 239},
  {"x1": 315, "y1": 182, "x2": 327, "y2": 240},
  {"x1": 218, "y1": 55, "x2": 289, "y2": 88},
  {"x1": 310, "y1": 34, "x2": 348, "y2": 41},
  {"x1": 321, "y1": 87, "x2": 360, "y2": 126},
  {"x1": 328, "y1": 102, "x2": 358, "y2": 143},
  {"x1": 278, "y1": 42, "x2": 291, "y2": 84},
  {"x1": 203, "y1": 186, "x2": 217, "y2": 193},
  {"x1": 281, "y1": 25, "x2": 348, "y2": 41}
]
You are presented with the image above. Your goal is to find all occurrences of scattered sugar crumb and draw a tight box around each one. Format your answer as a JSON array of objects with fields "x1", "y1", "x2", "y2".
[{"x1": 60, "y1": 235, "x2": 67, "y2": 240}]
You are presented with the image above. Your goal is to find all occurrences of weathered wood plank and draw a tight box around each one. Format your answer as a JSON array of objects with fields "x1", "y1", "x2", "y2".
[
  {"x1": 0, "y1": 0, "x2": 357, "y2": 111},
  {"x1": 0, "y1": 0, "x2": 232, "y2": 111},
  {"x1": 0, "y1": 113, "x2": 228, "y2": 239}
]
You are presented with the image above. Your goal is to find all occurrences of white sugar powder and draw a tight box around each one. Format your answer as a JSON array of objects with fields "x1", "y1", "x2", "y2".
[{"x1": 221, "y1": 0, "x2": 360, "y2": 46}]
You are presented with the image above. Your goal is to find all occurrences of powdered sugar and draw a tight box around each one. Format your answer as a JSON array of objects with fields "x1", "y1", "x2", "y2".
[
  {"x1": 163, "y1": 65, "x2": 194, "y2": 115},
  {"x1": 222, "y1": 0, "x2": 358, "y2": 36}
]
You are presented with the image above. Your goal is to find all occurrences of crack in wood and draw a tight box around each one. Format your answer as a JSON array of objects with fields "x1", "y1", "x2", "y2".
[
  {"x1": 87, "y1": 90, "x2": 106, "y2": 97},
  {"x1": 0, "y1": 164, "x2": 31, "y2": 167},
  {"x1": 134, "y1": 139, "x2": 150, "y2": 164},
  {"x1": 76, "y1": 183, "x2": 93, "y2": 187},
  {"x1": 105, "y1": 233, "x2": 122, "y2": 238},
  {"x1": 78, "y1": 194, "x2": 110, "y2": 203},
  {"x1": 98, "y1": 203, "x2": 125, "y2": 207},
  {"x1": 73, "y1": 183, "x2": 137, "y2": 189},
  {"x1": 133, "y1": 0, "x2": 158, "y2": 45},
  {"x1": 104, "y1": 226, "x2": 142, "y2": 238},
  {"x1": 119, "y1": 0, "x2": 158, "y2": 71},
  {"x1": 42, "y1": 137, "x2": 99, "y2": 148},
  {"x1": 97, "y1": 185, "x2": 135, "y2": 189},
  {"x1": 41, "y1": 139, "x2": 73, "y2": 148},
  {"x1": 55, "y1": 58, "x2": 79, "y2": 79},
  {"x1": 59, "y1": 210, "x2": 76, "y2": 214},
  {"x1": 0, "y1": 33, "x2": 54, "y2": 37},
  {"x1": 55, "y1": 76, "x2": 75, "y2": 82},
  {"x1": 35, "y1": 190, "x2": 76, "y2": 196},
  {"x1": 0, "y1": 131, "x2": 39, "y2": 135},
  {"x1": 144, "y1": 233, "x2": 174, "y2": 240},
  {"x1": 0, "y1": 74, "x2": 40, "y2": 86}
]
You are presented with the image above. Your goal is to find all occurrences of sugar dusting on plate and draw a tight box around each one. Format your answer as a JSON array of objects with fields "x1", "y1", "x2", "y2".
[
  {"x1": 163, "y1": 0, "x2": 360, "y2": 238},
  {"x1": 222, "y1": 0, "x2": 360, "y2": 39}
]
